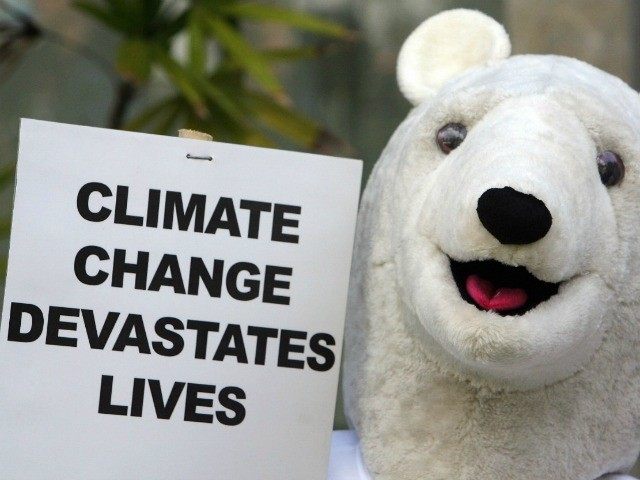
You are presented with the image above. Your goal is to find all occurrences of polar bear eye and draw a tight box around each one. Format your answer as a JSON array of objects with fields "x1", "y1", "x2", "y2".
[
  {"x1": 436, "y1": 123, "x2": 467, "y2": 154},
  {"x1": 597, "y1": 150, "x2": 625, "y2": 186}
]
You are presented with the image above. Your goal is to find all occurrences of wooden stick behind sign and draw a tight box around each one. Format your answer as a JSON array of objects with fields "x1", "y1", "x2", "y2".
[
  {"x1": 178, "y1": 129, "x2": 213, "y2": 161},
  {"x1": 178, "y1": 129, "x2": 213, "y2": 141}
]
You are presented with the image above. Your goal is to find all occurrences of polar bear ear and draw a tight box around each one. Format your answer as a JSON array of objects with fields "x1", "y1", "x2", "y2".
[{"x1": 397, "y1": 9, "x2": 511, "y2": 105}]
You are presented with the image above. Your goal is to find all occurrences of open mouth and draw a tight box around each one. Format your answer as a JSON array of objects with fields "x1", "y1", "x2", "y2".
[{"x1": 449, "y1": 258, "x2": 560, "y2": 316}]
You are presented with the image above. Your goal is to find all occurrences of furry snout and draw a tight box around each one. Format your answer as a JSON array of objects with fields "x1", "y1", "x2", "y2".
[{"x1": 400, "y1": 96, "x2": 618, "y2": 386}]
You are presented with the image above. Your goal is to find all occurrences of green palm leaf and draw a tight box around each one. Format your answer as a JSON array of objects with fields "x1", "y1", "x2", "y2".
[
  {"x1": 242, "y1": 92, "x2": 319, "y2": 147},
  {"x1": 155, "y1": 49, "x2": 208, "y2": 117},
  {"x1": 203, "y1": 15, "x2": 284, "y2": 98},
  {"x1": 218, "y1": 3, "x2": 350, "y2": 38}
]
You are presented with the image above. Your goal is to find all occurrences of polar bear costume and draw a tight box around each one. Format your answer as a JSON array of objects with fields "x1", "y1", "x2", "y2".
[{"x1": 341, "y1": 9, "x2": 640, "y2": 480}]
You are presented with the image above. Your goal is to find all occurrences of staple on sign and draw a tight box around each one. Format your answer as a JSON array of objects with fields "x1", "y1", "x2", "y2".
[{"x1": 186, "y1": 153, "x2": 213, "y2": 161}]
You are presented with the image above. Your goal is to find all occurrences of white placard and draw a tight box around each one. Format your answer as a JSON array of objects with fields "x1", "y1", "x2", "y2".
[{"x1": 0, "y1": 119, "x2": 362, "y2": 480}]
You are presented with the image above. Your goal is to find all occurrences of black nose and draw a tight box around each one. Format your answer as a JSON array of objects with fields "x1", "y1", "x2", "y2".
[{"x1": 476, "y1": 187, "x2": 552, "y2": 245}]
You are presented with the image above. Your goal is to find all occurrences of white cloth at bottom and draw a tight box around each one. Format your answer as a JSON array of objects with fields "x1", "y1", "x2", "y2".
[
  {"x1": 328, "y1": 430, "x2": 371, "y2": 480},
  {"x1": 327, "y1": 430, "x2": 638, "y2": 480}
]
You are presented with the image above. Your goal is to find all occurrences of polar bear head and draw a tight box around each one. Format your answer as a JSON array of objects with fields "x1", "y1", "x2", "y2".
[
  {"x1": 344, "y1": 9, "x2": 640, "y2": 395},
  {"x1": 343, "y1": 9, "x2": 640, "y2": 478}
]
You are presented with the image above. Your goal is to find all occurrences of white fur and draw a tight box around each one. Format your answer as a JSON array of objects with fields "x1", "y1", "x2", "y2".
[
  {"x1": 344, "y1": 10, "x2": 640, "y2": 480},
  {"x1": 397, "y1": 9, "x2": 511, "y2": 105}
]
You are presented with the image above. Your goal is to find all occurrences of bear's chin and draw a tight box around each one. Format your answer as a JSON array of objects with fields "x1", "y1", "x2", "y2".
[{"x1": 397, "y1": 239, "x2": 613, "y2": 390}]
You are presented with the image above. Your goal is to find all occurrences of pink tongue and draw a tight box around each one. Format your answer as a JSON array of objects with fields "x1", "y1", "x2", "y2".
[{"x1": 465, "y1": 274, "x2": 528, "y2": 312}]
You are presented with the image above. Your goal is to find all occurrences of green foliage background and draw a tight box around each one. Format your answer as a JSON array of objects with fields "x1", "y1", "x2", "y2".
[{"x1": 3, "y1": 0, "x2": 351, "y2": 144}]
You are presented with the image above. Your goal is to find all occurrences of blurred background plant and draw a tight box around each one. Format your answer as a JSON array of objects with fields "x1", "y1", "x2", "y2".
[{"x1": 1, "y1": 0, "x2": 351, "y2": 144}]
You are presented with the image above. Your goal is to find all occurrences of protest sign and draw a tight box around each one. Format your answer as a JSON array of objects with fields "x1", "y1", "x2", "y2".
[{"x1": 0, "y1": 119, "x2": 362, "y2": 480}]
